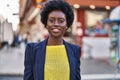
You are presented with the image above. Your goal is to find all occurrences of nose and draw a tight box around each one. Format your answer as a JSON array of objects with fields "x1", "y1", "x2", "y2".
[{"x1": 54, "y1": 20, "x2": 59, "y2": 26}]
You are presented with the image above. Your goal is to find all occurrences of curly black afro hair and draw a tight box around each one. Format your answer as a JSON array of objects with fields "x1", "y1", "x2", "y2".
[{"x1": 40, "y1": 0, "x2": 74, "y2": 28}]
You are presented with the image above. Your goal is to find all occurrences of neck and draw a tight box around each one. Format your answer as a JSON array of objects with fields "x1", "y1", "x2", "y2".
[{"x1": 47, "y1": 37, "x2": 63, "y2": 46}]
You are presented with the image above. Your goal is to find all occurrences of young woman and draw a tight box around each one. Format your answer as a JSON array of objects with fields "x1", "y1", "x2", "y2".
[{"x1": 24, "y1": 0, "x2": 81, "y2": 80}]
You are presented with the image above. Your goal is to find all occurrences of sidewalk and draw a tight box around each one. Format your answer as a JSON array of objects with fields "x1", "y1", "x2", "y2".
[
  {"x1": 81, "y1": 58, "x2": 120, "y2": 80},
  {"x1": 0, "y1": 46, "x2": 120, "y2": 80},
  {"x1": 81, "y1": 58, "x2": 120, "y2": 74},
  {"x1": 0, "y1": 46, "x2": 25, "y2": 76}
]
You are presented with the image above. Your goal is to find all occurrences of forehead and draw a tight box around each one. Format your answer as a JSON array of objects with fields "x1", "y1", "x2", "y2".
[{"x1": 48, "y1": 10, "x2": 66, "y2": 19}]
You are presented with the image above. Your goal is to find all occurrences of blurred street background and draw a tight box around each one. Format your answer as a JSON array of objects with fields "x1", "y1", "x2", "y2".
[
  {"x1": 0, "y1": 0, "x2": 120, "y2": 80},
  {"x1": 0, "y1": 46, "x2": 120, "y2": 80}
]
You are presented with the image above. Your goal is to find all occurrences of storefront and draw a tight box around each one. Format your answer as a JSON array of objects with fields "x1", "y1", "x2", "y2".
[{"x1": 66, "y1": 0, "x2": 120, "y2": 58}]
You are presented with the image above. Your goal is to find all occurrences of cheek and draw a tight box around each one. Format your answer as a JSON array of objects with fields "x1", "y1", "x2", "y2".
[
  {"x1": 62, "y1": 27, "x2": 67, "y2": 32},
  {"x1": 62, "y1": 22, "x2": 67, "y2": 27},
  {"x1": 46, "y1": 26, "x2": 50, "y2": 32},
  {"x1": 46, "y1": 22, "x2": 51, "y2": 29}
]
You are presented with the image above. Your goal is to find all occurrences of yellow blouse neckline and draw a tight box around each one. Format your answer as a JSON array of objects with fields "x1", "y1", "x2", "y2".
[{"x1": 47, "y1": 45, "x2": 64, "y2": 47}]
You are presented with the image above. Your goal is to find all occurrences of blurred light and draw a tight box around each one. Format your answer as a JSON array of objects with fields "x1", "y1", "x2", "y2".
[
  {"x1": 8, "y1": 15, "x2": 20, "y2": 31},
  {"x1": 77, "y1": 22, "x2": 82, "y2": 27},
  {"x1": 77, "y1": 28, "x2": 83, "y2": 36},
  {"x1": 105, "y1": 6, "x2": 110, "y2": 10},
  {"x1": 0, "y1": 0, "x2": 19, "y2": 31},
  {"x1": 73, "y1": 4, "x2": 80, "y2": 9},
  {"x1": 110, "y1": 6, "x2": 120, "y2": 21},
  {"x1": 90, "y1": 5, "x2": 95, "y2": 9}
]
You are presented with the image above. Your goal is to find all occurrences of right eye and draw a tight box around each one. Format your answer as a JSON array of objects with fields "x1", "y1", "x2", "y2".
[
  {"x1": 58, "y1": 19, "x2": 64, "y2": 24},
  {"x1": 49, "y1": 19, "x2": 54, "y2": 23}
]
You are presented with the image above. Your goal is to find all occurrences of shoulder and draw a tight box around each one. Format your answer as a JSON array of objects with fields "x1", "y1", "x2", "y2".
[
  {"x1": 64, "y1": 40, "x2": 81, "y2": 57},
  {"x1": 26, "y1": 39, "x2": 47, "y2": 49},
  {"x1": 64, "y1": 40, "x2": 80, "y2": 50},
  {"x1": 25, "y1": 39, "x2": 47, "y2": 58},
  {"x1": 68, "y1": 42, "x2": 81, "y2": 54}
]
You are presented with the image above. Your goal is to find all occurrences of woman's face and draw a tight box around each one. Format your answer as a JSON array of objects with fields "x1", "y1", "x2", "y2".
[{"x1": 46, "y1": 10, "x2": 67, "y2": 38}]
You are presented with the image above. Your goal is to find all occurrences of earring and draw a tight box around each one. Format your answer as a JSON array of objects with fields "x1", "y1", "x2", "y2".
[
  {"x1": 66, "y1": 27, "x2": 68, "y2": 29},
  {"x1": 66, "y1": 28, "x2": 71, "y2": 32}
]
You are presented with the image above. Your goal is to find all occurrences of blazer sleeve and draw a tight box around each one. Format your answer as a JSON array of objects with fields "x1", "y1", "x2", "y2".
[
  {"x1": 76, "y1": 46, "x2": 81, "y2": 80},
  {"x1": 23, "y1": 43, "x2": 34, "y2": 80}
]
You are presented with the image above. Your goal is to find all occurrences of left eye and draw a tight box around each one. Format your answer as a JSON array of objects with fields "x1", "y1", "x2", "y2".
[
  {"x1": 49, "y1": 19, "x2": 54, "y2": 23},
  {"x1": 58, "y1": 20, "x2": 64, "y2": 23}
]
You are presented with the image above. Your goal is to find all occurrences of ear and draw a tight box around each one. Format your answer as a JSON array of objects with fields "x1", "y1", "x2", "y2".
[
  {"x1": 46, "y1": 25, "x2": 48, "y2": 29},
  {"x1": 66, "y1": 28, "x2": 71, "y2": 32}
]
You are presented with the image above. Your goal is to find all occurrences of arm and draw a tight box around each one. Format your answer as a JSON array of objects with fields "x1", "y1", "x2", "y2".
[
  {"x1": 23, "y1": 43, "x2": 34, "y2": 80},
  {"x1": 76, "y1": 46, "x2": 81, "y2": 80}
]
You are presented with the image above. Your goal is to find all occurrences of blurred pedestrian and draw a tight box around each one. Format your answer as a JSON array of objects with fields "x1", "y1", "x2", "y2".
[
  {"x1": 24, "y1": 0, "x2": 81, "y2": 80},
  {"x1": 24, "y1": 31, "x2": 32, "y2": 45}
]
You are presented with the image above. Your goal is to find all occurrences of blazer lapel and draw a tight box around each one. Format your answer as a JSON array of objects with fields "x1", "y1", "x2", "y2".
[
  {"x1": 35, "y1": 39, "x2": 48, "y2": 80},
  {"x1": 64, "y1": 41, "x2": 75, "y2": 80}
]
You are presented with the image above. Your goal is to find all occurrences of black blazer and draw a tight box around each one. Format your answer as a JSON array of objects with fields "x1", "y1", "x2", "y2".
[{"x1": 24, "y1": 38, "x2": 81, "y2": 80}]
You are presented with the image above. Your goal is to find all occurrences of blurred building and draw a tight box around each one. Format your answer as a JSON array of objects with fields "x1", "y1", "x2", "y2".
[
  {"x1": 19, "y1": 0, "x2": 48, "y2": 42},
  {"x1": 0, "y1": 0, "x2": 19, "y2": 47},
  {"x1": 19, "y1": 0, "x2": 120, "y2": 40},
  {"x1": 65, "y1": 0, "x2": 120, "y2": 58},
  {"x1": 66, "y1": 0, "x2": 120, "y2": 37},
  {"x1": 19, "y1": 0, "x2": 120, "y2": 58}
]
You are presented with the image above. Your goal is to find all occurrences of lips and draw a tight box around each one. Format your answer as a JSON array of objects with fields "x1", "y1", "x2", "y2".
[{"x1": 52, "y1": 28, "x2": 60, "y2": 33}]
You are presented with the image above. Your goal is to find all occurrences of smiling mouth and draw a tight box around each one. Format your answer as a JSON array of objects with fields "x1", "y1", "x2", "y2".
[{"x1": 52, "y1": 28, "x2": 60, "y2": 33}]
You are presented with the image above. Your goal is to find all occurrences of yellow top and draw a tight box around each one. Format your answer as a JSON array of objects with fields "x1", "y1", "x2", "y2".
[{"x1": 44, "y1": 45, "x2": 70, "y2": 80}]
